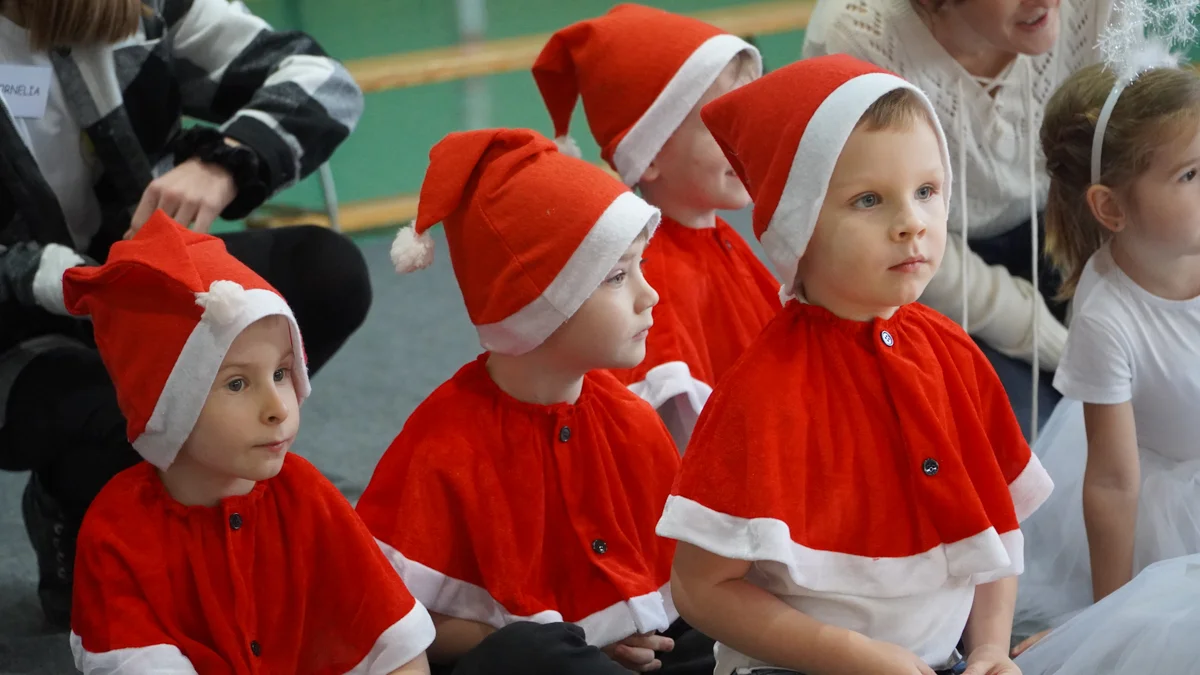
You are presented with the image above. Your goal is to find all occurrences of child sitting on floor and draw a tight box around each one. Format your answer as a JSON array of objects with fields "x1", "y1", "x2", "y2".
[
  {"x1": 533, "y1": 3, "x2": 782, "y2": 448},
  {"x1": 65, "y1": 212, "x2": 434, "y2": 674},
  {"x1": 358, "y1": 128, "x2": 711, "y2": 675},
  {"x1": 654, "y1": 55, "x2": 1054, "y2": 675}
]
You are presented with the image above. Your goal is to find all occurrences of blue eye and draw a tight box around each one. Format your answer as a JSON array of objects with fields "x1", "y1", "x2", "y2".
[
  {"x1": 916, "y1": 185, "x2": 935, "y2": 200},
  {"x1": 853, "y1": 193, "x2": 880, "y2": 208},
  {"x1": 607, "y1": 271, "x2": 627, "y2": 285}
]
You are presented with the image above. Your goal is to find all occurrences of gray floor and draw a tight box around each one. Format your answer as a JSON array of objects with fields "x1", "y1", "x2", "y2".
[{"x1": 0, "y1": 210, "x2": 761, "y2": 674}]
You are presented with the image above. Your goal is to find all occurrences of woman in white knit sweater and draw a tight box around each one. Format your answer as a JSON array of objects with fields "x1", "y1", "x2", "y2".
[{"x1": 803, "y1": 0, "x2": 1113, "y2": 436}]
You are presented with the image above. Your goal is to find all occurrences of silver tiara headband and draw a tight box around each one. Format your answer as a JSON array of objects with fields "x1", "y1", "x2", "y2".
[{"x1": 1091, "y1": 0, "x2": 1199, "y2": 183}]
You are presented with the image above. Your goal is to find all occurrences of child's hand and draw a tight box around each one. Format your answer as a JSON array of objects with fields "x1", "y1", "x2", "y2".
[
  {"x1": 964, "y1": 644, "x2": 1022, "y2": 675},
  {"x1": 867, "y1": 639, "x2": 937, "y2": 675},
  {"x1": 602, "y1": 632, "x2": 674, "y2": 672}
]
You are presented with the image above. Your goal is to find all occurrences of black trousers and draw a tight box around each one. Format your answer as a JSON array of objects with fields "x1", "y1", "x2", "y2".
[
  {"x1": 0, "y1": 225, "x2": 371, "y2": 521},
  {"x1": 435, "y1": 620, "x2": 715, "y2": 675}
]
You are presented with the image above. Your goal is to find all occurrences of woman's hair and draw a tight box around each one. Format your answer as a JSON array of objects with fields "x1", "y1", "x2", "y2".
[
  {"x1": 4, "y1": 0, "x2": 143, "y2": 51},
  {"x1": 1041, "y1": 63, "x2": 1200, "y2": 299}
]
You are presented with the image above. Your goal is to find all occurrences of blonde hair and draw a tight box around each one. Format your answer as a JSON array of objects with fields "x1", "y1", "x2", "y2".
[
  {"x1": 857, "y1": 87, "x2": 936, "y2": 132},
  {"x1": 1042, "y1": 64, "x2": 1200, "y2": 299},
  {"x1": 5, "y1": 0, "x2": 143, "y2": 51}
]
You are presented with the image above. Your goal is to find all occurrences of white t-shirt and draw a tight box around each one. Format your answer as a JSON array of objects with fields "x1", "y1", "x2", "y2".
[
  {"x1": 716, "y1": 563, "x2": 973, "y2": 673},
  {"x1": 0, "y1": 15, "x2": 103, "y2": 249},
  {"x1": 1054, "y1": 243, "x2": 1200, "y2": 462}
]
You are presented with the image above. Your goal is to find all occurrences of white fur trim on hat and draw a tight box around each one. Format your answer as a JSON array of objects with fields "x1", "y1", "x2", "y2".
[
  {"x1": 391, "y1": 223, "x2": 436, "y2": 274},
  {"x1": 132, "y1": 288, "x2": 311, "y2": 470},
  {"x1": 613, "y1": 34, "x2": 761, "y2": 186},
  {"x1": 759, "y1": 73, "x2": 952, "y2": 285},
  {"x1": 475, "y1": 191, "x2": 660, "y2": 355},
  {"x1": 554, "y1": 134, "x2": 584, "y2": 159}
]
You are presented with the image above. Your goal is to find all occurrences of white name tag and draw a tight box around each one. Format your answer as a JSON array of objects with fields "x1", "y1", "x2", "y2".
[{"x1": 0, "y1": 64, "x2": 52, "y2": 119}]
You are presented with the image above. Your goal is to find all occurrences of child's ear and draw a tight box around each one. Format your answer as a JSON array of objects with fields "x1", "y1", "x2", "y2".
[
  {"x1": 639, "y1": 161, "x2": 662, "y2": 185},
  {"x1": 1085, "y1": 184, "x2": 1126, "y2": 233}
]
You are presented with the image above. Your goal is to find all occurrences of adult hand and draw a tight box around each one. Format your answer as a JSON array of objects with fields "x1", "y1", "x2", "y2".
[
  {"x1": 127, "y1": 142, "x2": 240, "y2": 238},
  {"x1": 964, "y1": 644, "x2": 1022, "y2": 675},
  {"x1": 602, "y1": 632, "x2": 674, "y2": 672}
]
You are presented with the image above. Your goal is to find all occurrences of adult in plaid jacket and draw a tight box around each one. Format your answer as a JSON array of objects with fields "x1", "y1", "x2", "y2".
[{"x1": 0, "y1": 0, "x2": 369, "y2": 629}]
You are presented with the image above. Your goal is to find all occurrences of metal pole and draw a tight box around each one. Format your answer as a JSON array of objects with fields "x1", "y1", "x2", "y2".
[
  {"x1": 277, "y1": 0, "x2": 341, "y2": 231},
  {"x1": 457, "y1": 0, "x2": 490, "y2": 131}
]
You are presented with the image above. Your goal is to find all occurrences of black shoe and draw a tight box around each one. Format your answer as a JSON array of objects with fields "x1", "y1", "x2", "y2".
[{"x1": 21, "y1": 473, "x2": 77, "y2": 630}]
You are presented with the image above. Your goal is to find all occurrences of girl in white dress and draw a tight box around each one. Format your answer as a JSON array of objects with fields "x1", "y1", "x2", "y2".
[{"x1": 1012, "y1": 27, "x2": 1200, "y2": 668}]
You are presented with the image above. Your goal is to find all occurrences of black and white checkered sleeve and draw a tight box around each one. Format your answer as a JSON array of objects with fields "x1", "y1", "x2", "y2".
[{"x1": 163, "y1": 0, "x2": 364, "y2": 198}]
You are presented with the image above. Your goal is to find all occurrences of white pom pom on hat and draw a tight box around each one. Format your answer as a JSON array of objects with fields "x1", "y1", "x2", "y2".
[
  {"x1": 195, "y1": 280, "x2": 249, "y2": 325},
  {"x1": 554, "y1": 134, "x2": 583, "y2": 159},
  {"x1": 391, "y1": 222, "x2": 436, "y2": 274}
]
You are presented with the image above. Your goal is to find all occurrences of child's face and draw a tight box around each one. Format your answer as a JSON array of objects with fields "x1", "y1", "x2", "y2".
[
  {"x1": 541, "y1": 236, "x2": 658, "y2": 371},
  {"x1": 638, "y1": 59, "x2": 752, "y2": 213},
  {"x1": 181, "y1": 315, "x2": 300, "y2": 483},
  {"x1": 1120, "y1": 121, "x2": 1200, "y2": 255},
  {"x1": 797, "y1": 118, "x2": 948, "y2": 319}
]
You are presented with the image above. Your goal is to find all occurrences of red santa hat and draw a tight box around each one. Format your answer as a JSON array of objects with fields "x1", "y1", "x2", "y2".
[
  {"x1": 389, "y1": 128, "x2": 660, "y2": 355},
  {"x1": 532, "y1": 3, "x2": 761, "y2": 186},
  {"x1": 61, "y1": 212, "x2": 310, "y2": 470},
  {"x1": 700, "y1": 54, "x2": 953, "y2": 288}
]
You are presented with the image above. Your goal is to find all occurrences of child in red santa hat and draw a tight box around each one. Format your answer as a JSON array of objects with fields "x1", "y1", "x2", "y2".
[
  {"x1": 63, "y1": 212, "x2": 434, "y2": 674},
  {"x1": 654, "y1": 55, "x2": 1055, "y2": 675},
  {"x1": 359, "y1": 128, "x2": 710, "y2": 675},
  {"x1": 532, "y1": 3, "x2": 782, "y2": 449}
]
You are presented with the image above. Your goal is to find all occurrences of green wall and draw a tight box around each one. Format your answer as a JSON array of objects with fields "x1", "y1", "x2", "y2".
[{"x1": 220, "y1": 1, "x2": 805, "y2": 233}]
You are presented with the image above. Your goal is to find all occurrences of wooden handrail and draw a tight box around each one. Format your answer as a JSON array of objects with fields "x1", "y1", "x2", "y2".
[
  {"x1": 250, "y1": 1, "x2": 812, "y2": 231},
  {"x1": 346, "y1": 0, "x2": 813, "y2": 93}
]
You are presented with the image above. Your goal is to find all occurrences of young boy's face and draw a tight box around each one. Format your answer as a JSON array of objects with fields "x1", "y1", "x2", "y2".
[
  {"x1": 797, "y1": 116, "x2": 948, "y2": 319},
  {"x1": 182, "y1": 315, "x2": 300, "y2": 483},
  {"x1": 542, "y1": 235, "x2": 658, "y2": 371},
  {"x1": 639, "y1": 58, "x2": 752, "y2": 213}
]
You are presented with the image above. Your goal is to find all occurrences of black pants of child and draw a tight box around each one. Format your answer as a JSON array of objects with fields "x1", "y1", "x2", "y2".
[
  {"x1": 0, "y1": 225, "x2": 371, "y2": 627},
  {"x1": 435, "y1": 620, "x2": 715, "y2": 675}
]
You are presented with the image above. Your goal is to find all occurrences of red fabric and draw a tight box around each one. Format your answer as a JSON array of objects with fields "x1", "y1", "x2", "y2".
[
  {"x1": 415, "y1": 129, "x2": 634, "y2": 327},
  {"x1": 672, "y1": 301, "x2": 1034, "y2": 558},
  {"x1": 61, "y1": 211, "x2": 287, "y2": 443},
  {"x1": 610, "y1": 216, "x2": 780, "y2": 390},
  {"x1": 357, "y1": 355, "x2": 679, "y2": 630},
  {"x1": 700, "y1": 54, "x2": 892, "y2": 242},
  {"x1": 71, "y1": 455, "x2": 424, "y2": 673},
  {"x1": 533, "y1": 3, "x2": 729, "y2": 166}
]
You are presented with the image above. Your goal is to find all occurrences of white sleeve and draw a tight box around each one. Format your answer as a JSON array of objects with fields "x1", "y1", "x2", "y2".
[
  {"x1": 1052, "y1": 313, "x2": 1132, "y2": 405},
  {"x1": 800, "y1": 0, "x2": 842, "y2": 58},
  {"x1": 920, "y1": 235, "x2": 1068, "y2": 369},
  {"x1": 800, "y1": 0, "x2": 883, "y2": 62}
]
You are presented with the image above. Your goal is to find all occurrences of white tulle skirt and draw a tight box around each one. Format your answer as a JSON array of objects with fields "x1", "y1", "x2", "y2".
[
  {"x1": 1015, "y1": 554, "x2": 1200, "y2": 675},
  {"x1": 1014, "y1": 398, "x2": 1200, "y2": 640}
]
